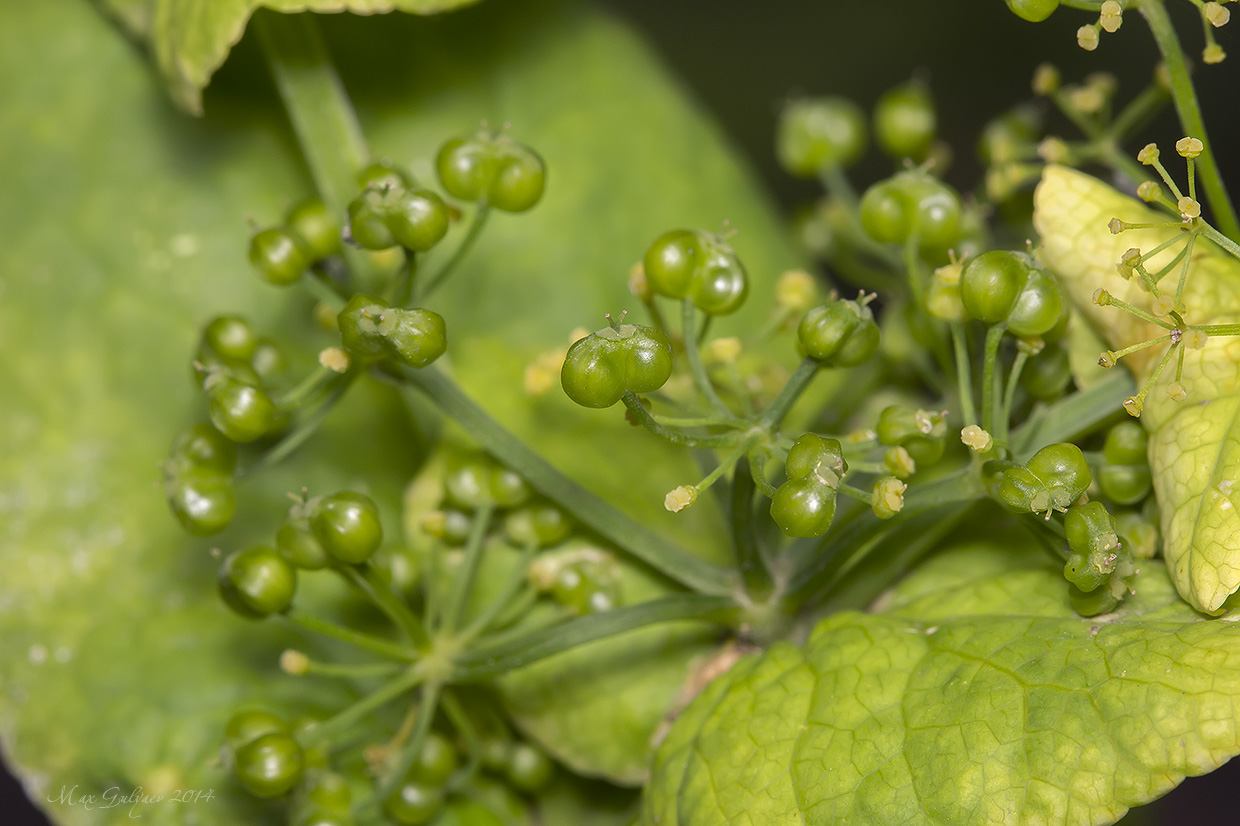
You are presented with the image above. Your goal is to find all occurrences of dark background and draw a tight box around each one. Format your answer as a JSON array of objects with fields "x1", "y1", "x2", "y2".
[{"x1": 3, "y1": 1, "x2": 1237, "y2": 824}]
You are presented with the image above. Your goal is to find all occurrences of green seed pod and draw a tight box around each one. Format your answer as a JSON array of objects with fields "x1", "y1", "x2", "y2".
[
  {"x1": 874, "y1": 81, "x2": 936, "y2": 161},
  {"x1": 776, "y1": 96, "x2": 868, "y2": 175}
]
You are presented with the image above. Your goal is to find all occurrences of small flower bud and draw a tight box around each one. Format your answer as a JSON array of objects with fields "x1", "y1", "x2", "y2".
[
  {"x1": 1156, "y1": 294, "x2": 1178, "y2": 316},
  {"x1": 1137, "y1": 143, "x2": 1160, "y2": 165},
  {"x1": 420, "y1": 511, "x2": 448, "y2": 537},
  {"x1": 1175, "y1": 137, "x2": 1205, "y2": 158},
  {"x1": 1077, "y1": 24, "x2": 1101, "y2": 51},
  {"x1": 961, "y1": 425, "x2": 993, "y2": 453},
  {"x1": 707, "y1": 336, "x2": 742, "y2": 363},
  {"x1": 664, "y1": 485, "x2": 698, "y2": 513},
  {"x1": 1108, "y1": 218, "x2": 1126, "y2": 235},
  {"x1": 1203, "y1": 43, "x2": 1227, "y2": 64},
  {"x1": 319, "y1": 346, "x2": 350, "y2": 373},
  {"x1": 1178, "y1": 197, "x2": 1202, "y2": 220},
  {"x1": 1038, "y1": 137, "x2": 1070, "y2": 164},
  {"x1": 1122, "y1": 396, "x2": 1144, "y2": 417},
  {"x1": 1185, "y1": 328, "x2": 1209, "y2": 349},
  {"x1": 1099, "y1": 0, "x2": 1123, "y2": 32},
  {"x1": 883, "y1": 446, "x2": 916, "y2": 479},
  {"x1": 1099, "y1": 351, "x2": 1116, "y2": 368},
  {"x1": 1032, "y1": 63, "x2": 1060, "y2": 95},
  {"x1": 1137, "y1": 181, "x2": 1163, "y2": 203},
  {"x1": 1093, "y1": 288, "x2": 1113, "y2": 306},
  {"x1": 1167, "y1": 381, "x2": 1188, "y2": 402},
  {"x1": 872, "y1": 477, "x2": 907, "y2": 520},
  {"x1": 280, "y1": 649, "x2": 310, "y2": 676},
  {"x1": 776, "y1": 269, "x2": 818, "y2": 312},
  {"x1": 1205, "y1": 2, "x2": 1230, "y2": 27},
  {"x1": 1066, "y1": 86, "x2": 1105, "y2": 116}
]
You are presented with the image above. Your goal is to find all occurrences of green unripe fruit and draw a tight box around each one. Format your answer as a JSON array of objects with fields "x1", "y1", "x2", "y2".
[
  {"x1": 384, "y1": 782, "x2": 445, "y2": 826},
  {"x1": 357, "y1": 160, "x2": 412, "y2": 192},
  {"x1": 770, "y1": 479, "x2": 837, "y2": 538},
  {"x1": 218, "y1": 546, "x2": 298, "y2": 618},
  {"x1": 168, "y1": 470, "x2": 236, "y2": 536},
  {"x1": 1100, "y1": 421, "x2": 1152, "y2": 504},
  {"x1": 1007, "y1": 267, "x2": 1067, "y2": 338},
  {"x1": 797, "y1": 298, "x2": 881, "y2": 367},
  {"x1": 286, "y1": 198, "x2": 342, "y2": 261},
  {"x1": 1020, "y1": 343, "x2": 1072, "y2": 402},
  {"x1": 311, "y1": 491, "x2": 384, "y2": 565},
  {"x1": 277, "y1": 520, "x2": 330, "y2": 570},
  {"x1": 202, "y1": 316, "x2": 260, "y2": 364},
  {"x1": 1103, "y1": 421, "x2": 1149, "y2": 466},
  {"x1": 505, "y1": 742, "x2": 555, "y2": 794},
  {"x1": 876, "y1": 406, "x2": 947, "y2": 465},
  {"x1": 998, "y1": 442, "x2": 1092, "y2": 514},
  {"x1": 643, "y1": 229, "x2": 704, "y2": 298},
  {"x1": 859, "y1": 179, "x2": 914, "y2": 244},
  {"x1": 249, "y1": 227, "x2": 310, "y2": 286},
  {"x1": 386, "y1": 188, "x2": 450, "y2": 252},
  {"x1": 776, "y1": 96, "x2": 868, "y2": 175},
  {"x1": 408, "y1": 732, "x2": 458, "y2": 786},
  {"x1": 784, "y1": 433, "x2": 846, "y2": 484},
  {"x1": 234, "y1": 731, "x2": 304, "y2": 798},
  {"x1": 561, "y1": 323, "x2": 674, "y2": 408},
  {"x1": 206, "y1": 375, "x2": 278, "y2": 443},
  {"x1": 490, "y1": 143, "x2": 547, "y2": 213},
  {"x1": 437, "y1": 801, "x2": 505, "y2": 826},
  {"x1": 224, "y1": 710, "x2": 287, "y2": 755},
  {"x1": 961, "y1": 250, "x2": 1030, "y2": 324},
  {"x1": 505, "y1": 501, "x2": 572, "y2": 548},
  {"x1": 337, "y1": 295, "x2": 447, "y2": 369},
  {"x1": 346, "y1": 189, "x2": 398, "y2": 251},
  {"x1": 171, "y1": 423, "x2": 237, "y2": 475},
  {"x1": 436, "y1": 133, "x2": 546, "y2": 212},
  {"x1": 1006, "y1": 0, "x2": 1059, "y2": 23},
  {"x1": 874, "y1": 81, "x2": 936, "y2": 160}
]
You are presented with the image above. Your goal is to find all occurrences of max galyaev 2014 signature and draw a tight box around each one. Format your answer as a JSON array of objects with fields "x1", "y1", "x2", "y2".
[{"x1": 46, "y1": 784, "x2": 215, "y2": 818}]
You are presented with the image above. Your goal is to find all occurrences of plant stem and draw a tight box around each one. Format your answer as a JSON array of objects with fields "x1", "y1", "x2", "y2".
[
  {"x1": 452, "y1": 595, "x2": 739, "y2": 681},
  {"x1": 237, "y1": 380, "x2": 351, "y2": 479},
  {"x1": 441, "y1": 504, "x2": 495, "y2": 633},
  {"x1": 621, "y1": 393, "x2": 741, "y2": 448},
  {"x1": 731, "y1": 456, "x2": 774, "y2": 601},
  {"x1": 681, "y1": 301, "x2": 733, "y2": 417},
  {"x1": 950, "y1": 323, "x2": 977, "y2": 427},
  {"x1": 299, "y1": 666, "x2": 425, "y2": 747},
  {"x1": 461, "y1": 542, "x2": 538, "y2": 641},
  {"x1": 419, "y1": 205, "x2": 491, "y2": 301},
  {"x1": 282, "y1": 610, "x2": 416, "y2": 661},
  {"x1": 1136, "y1": 0, "x2": 1239, "y2": 241},
  {"x1": 981, "y1": 324, "x2": 1006, "y2": 437},
  {"x1": 758, "y1": 357, "x2": 820, "y2": 429},
  {"x1": 999, "y1": 349, "x2": 1029, "y2": 445},
  {"x1": 1009, "y1": 368, "x2": 1134, "y2": 459},
  {"x1": 378, "y1": 682, "x2": 442, "y2": 795},
  {"x1": 252, "y1": 10, "x2": 385, "y2": 285},
  {"x1": 397, "y1": 366, "x2": 739, "y2": 596},
  {"x1": 339, "y1": 565, "x2": 430, "y2": 649}
]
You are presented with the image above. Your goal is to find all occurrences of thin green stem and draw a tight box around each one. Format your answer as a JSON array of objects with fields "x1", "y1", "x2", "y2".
[
  {"x1": 419, "y1": 205, "x2": 491, "y2": 301},
  {"x1": 252, "y1": 11, "x2": 384, "y2": 287},
  {"x1": 981, "y1": 325, "x2": 1006, "y2": 437},
  {"x1": 461, "y1": 542, "x2": 538, "y2": 641},
  {"x1": 281, "y1": 610, "x2": 416, "y2": 661},
  {"x1": 621, "y1": 393, "x2": 741, "y2": 448},
  {"x1": 1190, "y1": 323, "x2": 1240, "y2": 336},
  {"x1": 1000, "y1": 349, "x2": 1029, "y2": 445},
  {"x1": 1137, "y1": 0, "x2": 1240, "y2": 241},
  {"x1": 651, "y1": 413, "x2": 748, "y2": 429},
  {"x1": 950, "y1": 323, "x2": 977, "y2": 427},
  {"x1": 681, "y1": 301, "x2": 733, "y2": 417},
  {"x1": 301, "y1": 270, "x2": 347, "y2": 310},
  {"x1": 731, "y1": 456, "x2": 774, "y2": 601},
  {"x1": 1010, "y1": 369, "x2": 1134, "y2": 459},
  {"x1": 339, "y1": 565, "x2": 430, "y2": 649},
  {"x1": 758, "y1": 358, "x2": 820, "y2": 430},
  {"x1": 397, "y1": 366, "x2": 739, "y2": 596},
  {"x1": 441, "y1": 504, "x2": 495, "y2": 634},
  {"x1": 275, "y1": 366, "x2": 335, "y2": 410},
  {"x1": 1201, "y1": 222, "x2": 1240, "y2": 261},
  {"x1": 453, "y1": 595, "x2": 739, "y2": 681},
  {"x1": 1104, "y1": 81, "x2": 1170, "y2": 143},
  {"x1": 299, "y1": 667, "x2": 425, "y2": 747},
  {"x1": 378, "y1": 682, "x2": 442, "y2": 796},
  {"x1": 293, "y1": 658, "x2": 404, "y2": 679},
  {"x1": 237, "y1": 381, "x2": 352, "y2": 479}
]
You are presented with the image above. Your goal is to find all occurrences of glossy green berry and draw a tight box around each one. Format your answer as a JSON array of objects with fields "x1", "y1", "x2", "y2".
[
  {"x1": 219, "y1": 546, "x2": 298, "y2": 618},
  {"x1": 206, "y1": 375, "x2": 279, "y2": 443},
  {"x1": 770, "y1": 478, "x2": 837, "y2": 538},
  {"x1": 797, "y1": 298, "x2": 881, "y2": 367},
  {"x1": 384, "y1": 781, "x2": 445, "y2": 825},
  {"x1": 643, "y1": 229, "x2": 703, "y2": 298},
  {"x1": 225, "y1": 710, "x2": 288, "y2": 755},
  {"x1": 234, "y1": 731, "x2": 304, "y2": 798},
  {"x1": 1006, "y1": 0, "x2": 1059, "y2": 23},
  {"x1": 859, "y1": 174, "x2": 960, "y2": 247},
  {"x1": 505, "y1": 742, "x2": 555, "y2": 794},
  {"x1": 1006, "y1": 267, "x2": 1066, "y2": 338},
  {"x1": 287, "y1": 198, "x2": 343, "y2": 261},
  {"x1": 408, "y1": 732, "x2": 458, "y2": 786},
  {"x1": 337, "y1": 295, "x2": 447, "y2": 369},
  {"x1": 386, "y1": 188, "x2": 450, "y2": 252},
  {"x1": 171, "y1": 423, "x2": 237, "y2": 475},
  {"x1": 346, "y1": 188, "x2": 398, "y2": 250},
  {"x1": 277, "y1": 519, "x2": 330, "y2": 570},
  {"x1": 301, "y1": 769, "x2": 351, "y2": 813},
  {"x1": 357, "y1": 160, "x2": 412, "y2": 192},
  {"x1": 444, "y1": 460, "x2": 492, "y2": 510},
  {"x1": 250, "y1": 227, "x2": 310, "y2": 286},
  {"x1": 876, "y1": 406, "x2": 947, "y2": 465},
  {"x1": 998, "y1": 442, "x2": 1092, "y2": 514},
  {"x1": 433, "y1": 509, "x2": 473, "y2": 546},
  {"x1": 874, "y1": 81, "x2": 936, "y2": 160},
  {"x1": 479, "y1": 738, "x2": 512, "y2": 772},
  {"x1": 561, "y1": 323, "x2": 674, "y2": 408},
  {"x1": 784, "y1": 433, "x2": 847, "y2": 483},
  {"x1": 1020, "y1": 342, "x2": 1072, "y2": 402},
  {"x1": 311, "y1": 491, "x2": 384, "y2": 565},
  {"x1": 202, "y1": 316, "x2": 260, "y2": 364},
  {"x1": 489, "y1": 466, "x2": 532, "y2": 509},
  {"x1": 251, "y1": 338, "x2": 288, "y2": 381},
  {"x1": 168, "y1": 470, "x2": 237, "y2": 536},
  {"x1": 859, "y1": 179, "x2": 914, "y2": 244},
  {"x1": 692, "y1": 243, "x2": 749, "y2": 315},
  {"x1": 436, "y1": 133, "x2": 546, "y2": 213},
  {"x1": 551, "y1": 561, "x2": 618, "y2": 615},
  {"x1": 504, "y1": 501, "x2": 572, "y2": 548},
  {"x1": 960, "y1": 250, "x2": 1030, "y2": 324},
  {"x1": 979, "y1": 107, "x2": 1041, "y2": 165},
  {"x1": 1100, "y1": 421, "x2": 1152, "y2": 505},
  {"x1": 776, "y1": 96, "x2": 867, "y2": 175}
]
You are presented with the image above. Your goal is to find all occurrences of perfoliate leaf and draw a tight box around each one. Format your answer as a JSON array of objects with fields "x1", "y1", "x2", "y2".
[
  {"x1": 1035, "y1": 165, "x2": 1240, "y2": 614},
  {"x1": 645, "y1": 535, "x2": 1240, "y2": 826}
]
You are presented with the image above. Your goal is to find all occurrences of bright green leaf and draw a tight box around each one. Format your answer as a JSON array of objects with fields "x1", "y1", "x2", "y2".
[
  {"x1": 645, "y1": 534, "x2": 1240, "y2": 826},
  {"x1": 1035, "y1": 165, "x2": 1240, "y2": 614}
]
